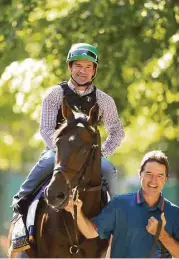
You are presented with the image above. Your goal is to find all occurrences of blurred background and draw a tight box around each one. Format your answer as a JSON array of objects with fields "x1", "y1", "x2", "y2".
[{"x1": 0, "y1": 0, "x2": 179, "y2": 256}]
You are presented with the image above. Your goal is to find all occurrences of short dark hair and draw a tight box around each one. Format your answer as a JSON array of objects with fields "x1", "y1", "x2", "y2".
[
  {"x1": 69, "y1": 61, "x2": 97, "y2": 69},
  {"x1": 139, "y1": 150, "x2": 169, "y2": 177}
]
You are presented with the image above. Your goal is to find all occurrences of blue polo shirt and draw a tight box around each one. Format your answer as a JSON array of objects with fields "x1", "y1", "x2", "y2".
[{"x1": 92, "y1": 189, "x2": 179, "y2": 258}]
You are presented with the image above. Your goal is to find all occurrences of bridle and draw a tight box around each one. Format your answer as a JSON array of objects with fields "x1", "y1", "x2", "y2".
[
  {"x1": 52, "y1": 121, "x2": 100, "y2": 208},
  {"x1": 49, "y1": 119, "x2": 102, "y2": 255}
]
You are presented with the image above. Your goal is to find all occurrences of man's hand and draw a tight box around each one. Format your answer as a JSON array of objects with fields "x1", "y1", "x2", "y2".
[
  {"x1": 64, "y1": 196, "x2": 83, "y2": 217},
  {"x1": 146, "y1": 213, "x2": 166, "y2": 236},
  {"x1": 64, "y1": 196, "x2": 74, "y2": 215},
  {"x1": 146, "y1": 216, "x2": 158, "y2": 235},
  {"x1": 65, "y1": 196, "x2": 98, "y2": 239}
]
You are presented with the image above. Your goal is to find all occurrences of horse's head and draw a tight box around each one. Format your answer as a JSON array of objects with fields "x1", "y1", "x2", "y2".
[{"x1": 44, "y1": 97, "x2": 100, "y2": 211}]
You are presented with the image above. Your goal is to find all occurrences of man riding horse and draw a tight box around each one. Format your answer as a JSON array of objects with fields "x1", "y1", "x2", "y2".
[{"x1": 12, "y1": 42, "x2": 125, "y2": 216}]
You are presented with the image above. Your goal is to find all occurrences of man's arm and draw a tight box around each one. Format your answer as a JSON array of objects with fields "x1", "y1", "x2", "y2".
[
  {"x1": 159, "y1": 213, "x2": 179, "y2": 258},
  {"x1": 159, "y1": 227, "x2": 179, "y2": 258},
  {"x1": 96, "y1": 91, "x2": 125, "y2": 157},
  {"x1": 40, "y1": 86, "x2": 63, "y2": 149},
  {"x1": 65, "y1": 199, "x2": 98, "y2": 239},
  {"x1": 76, "y1": 208, "x2": 99, "y2": 239}
]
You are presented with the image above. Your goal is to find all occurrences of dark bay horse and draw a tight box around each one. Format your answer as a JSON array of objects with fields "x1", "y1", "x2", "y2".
[{"x1": 26, "y1": 98, "x2": 109, "y2": 258}]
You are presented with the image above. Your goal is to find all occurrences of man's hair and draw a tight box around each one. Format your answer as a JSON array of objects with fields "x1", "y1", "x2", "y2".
[
  {"x1": 139, "y1": 150, "x2": 169, "y2": 177},
  {"x1": 68, "y1": 60, "x2": 97, "y2": 69}
]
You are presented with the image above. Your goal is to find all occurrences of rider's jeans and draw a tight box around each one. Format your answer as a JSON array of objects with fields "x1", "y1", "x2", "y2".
[{"x1": 12, "y1": 149, "x2": 118, "y2": 206}]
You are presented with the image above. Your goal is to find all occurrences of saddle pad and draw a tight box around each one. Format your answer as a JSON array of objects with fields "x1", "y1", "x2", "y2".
[{"x1": 8, "y1": 183, "x2": 48, "y2": 255}]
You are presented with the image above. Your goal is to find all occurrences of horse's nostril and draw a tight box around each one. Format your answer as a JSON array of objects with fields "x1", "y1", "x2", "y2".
[{"x1": 56, "y1": 192, "x2": 65, "y2": 200}]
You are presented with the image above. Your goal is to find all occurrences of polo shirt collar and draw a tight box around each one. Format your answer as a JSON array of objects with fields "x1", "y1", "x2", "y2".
[{"x1": 136, "y1": 189, "x2": 165, "y2": 211}]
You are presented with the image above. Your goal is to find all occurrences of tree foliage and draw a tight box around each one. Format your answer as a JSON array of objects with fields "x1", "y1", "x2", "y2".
[{"x1": 0, "y1": 0, "x2": 179, "y2": 176}]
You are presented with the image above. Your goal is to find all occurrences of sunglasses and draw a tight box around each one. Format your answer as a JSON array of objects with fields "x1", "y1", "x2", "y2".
[{"x1": 69, "y1": 49, "x2": 98, "y2": 62}]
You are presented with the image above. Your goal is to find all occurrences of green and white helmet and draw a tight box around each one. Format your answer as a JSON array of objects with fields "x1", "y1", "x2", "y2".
[{"x1": 66, "y1": 43, "x2": 99, "y2": 65}]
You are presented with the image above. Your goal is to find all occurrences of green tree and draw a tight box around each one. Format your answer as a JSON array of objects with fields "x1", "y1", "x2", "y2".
[{"x1": 0, "y1": 0, "x2": 178, "y2": 176}]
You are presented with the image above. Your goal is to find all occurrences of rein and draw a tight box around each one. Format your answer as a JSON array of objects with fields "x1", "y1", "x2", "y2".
[{"x1": 147, "y1": 220, "x2": 167, "y2": 258}]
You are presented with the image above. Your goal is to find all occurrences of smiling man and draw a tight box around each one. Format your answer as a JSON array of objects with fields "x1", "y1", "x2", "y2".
[
  {"x1": 12, "y1": 43, "x2": 125, "y2": 215},
  {"x1": 139, "y1": 152, "x2": 168, "y2": 208},
  {"x1": 65, "y1": 150, "x2": 179, "y2": 258}
]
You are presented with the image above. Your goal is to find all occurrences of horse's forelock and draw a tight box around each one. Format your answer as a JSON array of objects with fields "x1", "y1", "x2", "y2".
[{"x1": 53, "y1": 112, "x2": 96, "y2": 146}]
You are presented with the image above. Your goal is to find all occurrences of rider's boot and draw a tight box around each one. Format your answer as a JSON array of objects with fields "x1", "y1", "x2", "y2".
[{"x1": 12, "y1": 194, "x2": 33, "y2": 215}]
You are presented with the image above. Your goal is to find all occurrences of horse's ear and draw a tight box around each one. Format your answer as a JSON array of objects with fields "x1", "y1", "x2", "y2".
[
  {"x1": 62, "y1": 96, "x2": 74, "y2": 120},
  {"x1": 88, "y1": 103, "x2": 99, "y2": 126}
]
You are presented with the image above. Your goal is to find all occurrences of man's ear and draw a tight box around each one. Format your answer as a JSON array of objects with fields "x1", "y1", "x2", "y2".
[
  {"x1": 62, "y1": 96, "x2": 74, "y2": 120},
  {"x1": 88, "y1": 103, "x2": 99, "y2": 126}
]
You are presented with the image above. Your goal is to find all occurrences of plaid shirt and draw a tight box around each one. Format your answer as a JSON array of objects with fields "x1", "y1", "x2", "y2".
[{"x1": 40, "y1": 80, "x2": 125, "y2": 157}]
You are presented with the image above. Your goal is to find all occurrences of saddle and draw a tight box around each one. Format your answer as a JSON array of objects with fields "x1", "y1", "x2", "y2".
[
  {"x1": 9, "y1": 179, "x2": 50, "y2": 255},
  {"x1": 12, "y1": 175, "x2": 52, "y2": 217}
]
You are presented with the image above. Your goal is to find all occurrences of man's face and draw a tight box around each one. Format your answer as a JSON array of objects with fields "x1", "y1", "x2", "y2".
[
  {"x1": 69, "y1": 60, "x2": 95, "y2": 86},
  {"x1": 140, "y1": 161, "x2": 167, "y2": 198}
]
